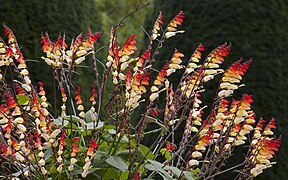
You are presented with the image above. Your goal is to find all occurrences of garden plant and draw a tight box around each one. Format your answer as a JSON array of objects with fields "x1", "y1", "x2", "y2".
[{"x1": 0, "y1": 7, "x2": 281, "y2": 180}]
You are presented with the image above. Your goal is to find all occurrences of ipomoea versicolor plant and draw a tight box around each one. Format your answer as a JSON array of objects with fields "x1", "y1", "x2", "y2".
[{"x1": 0, "y1": 9, "x2": 281, "y2": 180}]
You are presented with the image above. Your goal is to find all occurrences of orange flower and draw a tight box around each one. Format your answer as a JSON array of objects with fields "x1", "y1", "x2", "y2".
[
  {"x1": 55, "y1": 35, "x2": 68, "y2": 50},
  {"x1": 6, "y1": 92, "x2": 17, "y2": 109},
  {"x1": 40, "y1": 34, "x2": 53, "y2": 52},
  {"x1": 3, "y1": 24, "x2": 16, "y2": 44},
  {"x1": 71, "y1": 137, "x2": 80, "y2": 157},
  {"x1": 60, "y1": 131, "x2": 66, "y2": 146},
  {"x1": 134, "y1": 49, "x2": 150, "y2": 71},
  {"x1": 185, "y1": 44, "x2": 205, "y2": 75},
  {"x1": 154, "y1": 64, "x2": 168, "y2": 86},
  {"x1": 122, "y1": 34, "x2": 137, "y2": 55},
  {"x1": 87, "y1": 139, "x2": 98, "y2": 156},
  {"x1": 167, "y1": 11, "x2": 184, "y2": 32},
  {"x1": 151, "y1": 12, "x2": 163, "y2": 40}
]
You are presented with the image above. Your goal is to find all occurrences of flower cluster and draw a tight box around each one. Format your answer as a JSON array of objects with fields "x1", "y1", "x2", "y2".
[
  {"x1": 82, "y1": 139, "x2": 98, "y2": 177},
  {"x1": 151, "y1": 12, "x2": 163, "y2": 40},
  {"x1": 165, "y1": 11, "x2": 185, "y2": 39},
  {"x1": 41, "y1": 31, "x2": 100, "y2": 67},
  {"x1": 0, "y1": 9, "x2": 282, "y2": 180},
  {"x1": 246, "y1": 118, "x2": 281, "y2": 177}
]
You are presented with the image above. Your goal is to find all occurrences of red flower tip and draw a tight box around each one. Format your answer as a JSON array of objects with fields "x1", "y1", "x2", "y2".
[
  {"x1": 198, "y1": 43, "x2": 205, "y2": 51},
  {"x1": 15, "y1": 84, "x2": 25, "y2": 95},
  {"x1": 141, "y1": 49, "x2": 151, "y2": 60},
  {"x1": 166, "y1": 142, "x2": 177, "y2": 151},
  {"x1": 90, "y1": 139, "x2": 98, "y2": 149},
  {"x1": 73, "y1": 137, "x2": 80, "y2": 142},
  {"x1": 132, "y1": 172, "x2": 140, "y2": 180},
  {"x1": 149, "y1": 108, "x2": 159, "y2": 116},
  {"x1": 157, "y1": 11, "x2": 163, "y2": 25}
]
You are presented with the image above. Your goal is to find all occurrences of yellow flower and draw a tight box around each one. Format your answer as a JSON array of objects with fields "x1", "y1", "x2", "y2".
[
  {"x1": 149, "y1": 93, "x2": 159, "y2": 102},
  {"x1": 188, "y1": 159, "x2": 199, "y2": 166},
  {"x1": 191, "y1": 151, "x2": 202, "y2": 158},
  {"x1": 38, "y1": 159, "x2": 45, "y2": 166},
  {"x1": 250, "y1": 164, "x2": 267, "y2": 177}
]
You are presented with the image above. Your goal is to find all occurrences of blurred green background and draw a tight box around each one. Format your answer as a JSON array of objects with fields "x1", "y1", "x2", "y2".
[{"x1": 0, "y1": 0, "x2": 287, "y2": 179}]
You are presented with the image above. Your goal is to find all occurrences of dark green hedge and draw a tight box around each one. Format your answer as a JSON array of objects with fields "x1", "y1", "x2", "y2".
[{"x1": 0, "y1": 0, "x2": 102, "y2": 109}]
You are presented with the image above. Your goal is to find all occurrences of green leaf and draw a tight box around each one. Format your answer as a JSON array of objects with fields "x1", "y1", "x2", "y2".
[
  {"x1": 44, "y1": 148, "x2": 53, "y2": 160},
  {"x1": 119, "y1": 172, "x2": 129, "y2": 180},
  {"x1": 67, "y1": 122, "x2": 79, "y2": 130},
  {"x1": 183, "y1": 171, "x2": 195, "y2": 180},
  {"x1": 78, "y1": 121, "x2": 103, "y2": 131},
  {"x1": 102, "y1": 168, "x2": 119, "y2": 180},
  {"x1": 160, "y1": 148, "x2": 166, "y2": 155},
  {"x1": 159, "y1": 148, "x2": 172, "y2": 161},
  {"x1": 116, "y1": 148, "x2": 144, "y2": 161},
  {"x1": 108, "y1": 129, "x2": 116, "y2": 134},
  {"x1": 144, "y1": 115, "x2": 169, "y2": 133},
  {"x1": 105, "y1": 125, "x2": 116, "y2": 130},
  {"x1": 16, "y1": 94, "x2": 29, "y2": 105},
  {"x1": 139, "y1": 144, "x2": 154, "y2": 160},
  {"x1": 164, "y1": 151, "x2": 172, "y2": 161},
  {"x1": 105, "y1": 156, "x2": 128, "y2": 172},
  {"x1": 164, "y1": 166, "x2": 181, "y2": 178},
  {"x1": 52, "y1": 117, "x2": 69, "y2": 126},
  {"x1": 116, "y1": 149, "x2": 136, "y2": 160},
  {"x1": 85, "y1": 110, "x2": 99, "y2": 122},
  {"x1": 144, "y1": 160, "x2": 173, "y2": 180},
  {"x1": 64, "y1": 115, "x2": 81, "y2": 122}
]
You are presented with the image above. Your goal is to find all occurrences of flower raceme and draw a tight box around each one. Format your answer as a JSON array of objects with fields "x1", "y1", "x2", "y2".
[{"x1": 0, "y1": 9, "x2": 281, "y2": 180}]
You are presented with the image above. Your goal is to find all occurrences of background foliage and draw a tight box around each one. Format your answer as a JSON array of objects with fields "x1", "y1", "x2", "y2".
[{"x1": 0, "y1": 0, "x2": 102, "y2": 108}]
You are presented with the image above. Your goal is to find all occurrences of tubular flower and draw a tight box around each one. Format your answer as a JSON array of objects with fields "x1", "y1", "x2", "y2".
[
  {"x1": 149, "y1": 64, "x2": 167, "y2": 102},
  {"x1": 106, "y1": 28, "x2": 119, "y2": 68},
  {"x1": 75, "y1": 86, "x2": 86, "y2": 127},
  {"x1": 37, "y1": 82, "x2": 52, "y2": 130},
  {"x1": 60, "y1": 88, "x2": 67, "y2": 118},
  {"x1": 4, "y1": 92, "x2": 28, "y2": 139},
  {"x1": 150, "y1": 50, "x2": 183, "y2": 102},
  {"x1": 211, "y1": 95, "x2": 254, "y2": 151},
  {"x1": 218, "y1": 60, "x2": 251, "y2": 98},
  {"x1": 56, "y1": 129, "x2": 66, "y2": 172},
  {"x1": 2, "y1": 25, "x2": 33, "y2": 93},
  {"x1": 189, "y1": 131, "x2": 213, "y2": 167},
  {"x1": 41, "y1": 31, "x2": 100, "y2": 67},
  {"x1": 38, "y1": 150, "x2": 47, "y2": 175},
  {"x1": 108, "y1": 32, "x2": 137, "y2": 85},
  {"x1": 249, "y1": 136, "x2": 281, "y2": 177},
  {"x1": 1, "y1": 25, "x2": 20, "y2": 66},
  {"x1": 183, "y1": 94, "x2": 204, "y2": 134},
  {"x1": 181, "y1": 71, "x2": 203, "y2": 98},
  {"x1": 89, "y1": 85, "x2": 97, "y2": 106},
  {"x1": 82, "y1": 139, "x2": 98, "y2": 177},
  {"x1": 125, "y1": 69, "x2": 149, "y2": 110},
  {"x1": 40, "y1": 33, "x2": 61, "y2": 67},
  {"x1": 87, "y1": 139, "x2": 98, "y2": 157},
  {"x1": 166, "y1": 49, "x2": 184, "y2": 76},
  {"x1": 185, "y1": 44, "x2": 204, "y2": 75},
  {"x1": 165, "y1": 11, "x2": 185, "y2": 39},
  {"x1": 203, "y1": 43, "x2": 230, "y2": 83},
  {"x1": 133, "y1": 48, "x2": 150, "y2": 72},
  {"x1": 71, "y1": 137, "x2": 80, "y2": 157},
  {"x1": 151, "y1": 11, "x2": 163, "y2": 40},
  {"x1": 0, "y1": 37, "x2": 7, "y2": 62},
  {"x1": 121, "y1": 34, "x2": 137, "y2": 56},
  {"x1": 69, "y1": 137, "x2": 80, "y2": 171}
]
